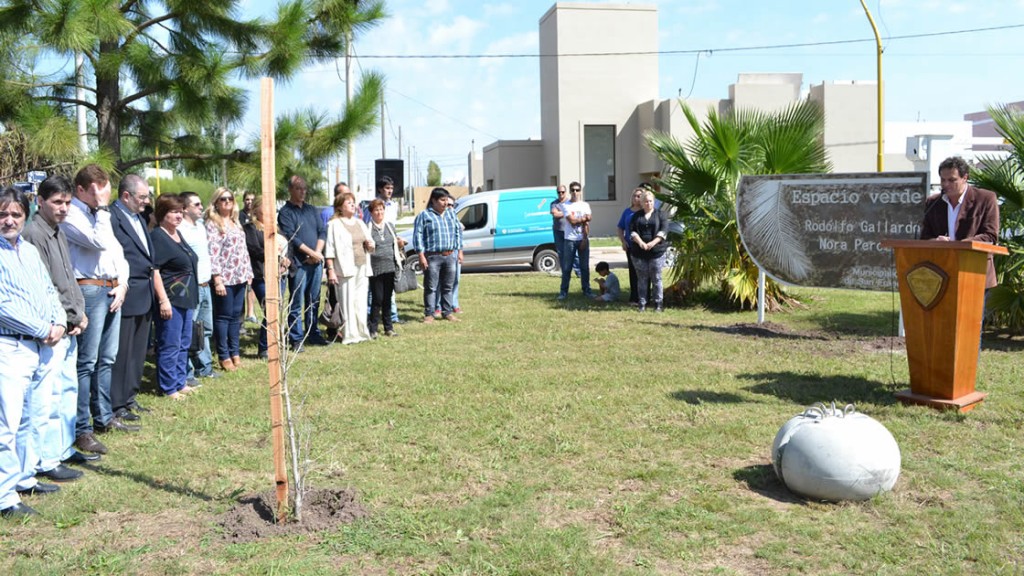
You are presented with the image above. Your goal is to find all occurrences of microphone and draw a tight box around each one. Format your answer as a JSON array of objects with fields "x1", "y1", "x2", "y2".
[{"x1": 918, "y1": 192, "x2": 945, "y2": 240}]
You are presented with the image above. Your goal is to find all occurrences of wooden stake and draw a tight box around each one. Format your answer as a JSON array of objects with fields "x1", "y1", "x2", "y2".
[{"x1": 260, "y1": 77, "x2": 289, "y2": 524}]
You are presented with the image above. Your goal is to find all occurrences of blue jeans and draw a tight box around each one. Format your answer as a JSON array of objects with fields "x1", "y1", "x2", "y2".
[
  {"x1": 560, "y1": 239, "x2": 592, "y2": 297},
  {"x1": 288, "y1": 262, "x2": 323, "y2": 344},
  {"x1": 213, "y1": 283, "x2": 246, "y2": 361},
  {"x1": 634, "y1": 253, "x2": 666, "y2": 308},
  {"x1": 188, "y1": 285, "x2": 214, "y2": 378},
  {"x1": 0, "y1": 337, "x2": 48, "y2": 508},
  {"x1": 32, "y1": 336, "x2": 75, "y2": 471},
  {"x1": 155, "y1": 306, "x2": 194, "y2": 395},
  {"x1": 76, "y1": 284, "x2": 121, "y2": 433},
  {"x1": 422, "y1": 252, "x2": 457, "y2": 317},
  {"x1": 433, "y1": 260, "x2": 462, "y2": 311}
]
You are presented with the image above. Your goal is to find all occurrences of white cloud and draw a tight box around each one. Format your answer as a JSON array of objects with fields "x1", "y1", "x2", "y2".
[
  {"x1": 423, "y1": 0, "x2": 451, "y2": 16},
  {"x1": 428, "y1": 15, "x2": 485, "y2": 48}
]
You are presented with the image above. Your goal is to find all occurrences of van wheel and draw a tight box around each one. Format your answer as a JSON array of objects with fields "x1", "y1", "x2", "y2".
[
  {"x1": 533, "y1": 249, "x2": 560, "y2": 273},
  {"x1": 405, "y1": 252, "x2": 424, "y2": 275}
]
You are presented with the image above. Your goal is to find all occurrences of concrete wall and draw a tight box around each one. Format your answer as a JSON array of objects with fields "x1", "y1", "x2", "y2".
[
  {"x1": 539, "y1": 3, "x2": 659, "y2": 237},
  {"x1": 410, "y1": 186, "x2": 470, "y2": 215},
  {"x1": 730, "y1": 73, "x2": 802, "y2": 111},
  {"x1": 481, "y1": 140, "x2": 544, "y2": 191},
  {"x1": 810, "y1": 81, "x2": 878, "y2": 172}
]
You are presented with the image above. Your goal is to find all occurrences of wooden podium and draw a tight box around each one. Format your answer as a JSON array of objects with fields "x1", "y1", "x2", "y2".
[{"x1": 881, "y1": 240, "x2": 1009, "y2": 412}]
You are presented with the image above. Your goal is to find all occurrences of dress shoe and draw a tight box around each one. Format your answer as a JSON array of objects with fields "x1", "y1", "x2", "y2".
[
  {"x1": 96, "y1": 417, "x2": 141, "y2": 434},
  {"x1": 290, "y1": 342, "x2": 304, "y2": 353},
  {"x1": 129, "y1": 402, "x2": 151, "y2": 413},
  {"x1": 114, "y1": 408, "x2": 141, "y2": 422},
  {"x1": 219, "y1": 358, "x2": 237, "y2": 372},
  {"x1": 231, "y1": 355, "x2": 242, "y2": 368},
  {"x1": 74, "y1": 433, "x2": 108, "y2": 455},
  {"x1": 18, "y1": 482, "x2": 60, "y2": 496},
  {"x1": 38, "y1": 465, "x2": 84, "y2": 482},
  {"x1": 307, "y1": 336, "x2": 329, "y2": 347},
  {"x1": 63, "y1": 450, "x2": 101, "y2": 465},
  {"x1": 385, "y1": 329, "x2": 397, "y2": 337},
  {"x1": 0, "y1": 503, "x2": 37, "y2": 518}
]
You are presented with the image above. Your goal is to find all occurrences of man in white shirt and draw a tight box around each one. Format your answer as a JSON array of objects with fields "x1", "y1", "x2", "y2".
[
  {"x1": 178, "y1": 192, "x2": 216, "y2": 381},
  {"x1": 60, "y1": 165, "x2": 128, "y2": 455},
  {"x1": 558, "y1": 182, "x2": 594, "y2": 299}
]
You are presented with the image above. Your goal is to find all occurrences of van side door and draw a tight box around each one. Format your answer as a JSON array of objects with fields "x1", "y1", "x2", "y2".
[{"x1": 456, "y1": 195, "x2": 497, "y2": 265}]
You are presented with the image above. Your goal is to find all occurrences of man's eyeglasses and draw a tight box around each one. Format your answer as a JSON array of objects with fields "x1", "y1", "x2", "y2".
[{"x1": 570, "y1": 188, "x2": 581, "y2": 192}]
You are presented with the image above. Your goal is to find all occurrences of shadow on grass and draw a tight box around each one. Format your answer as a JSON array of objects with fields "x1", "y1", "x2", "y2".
[
  {"x1": 733, "y1": 464, "x2": 806, "y2": 505},
  {"x1": 983, "y1": 333, "x2": 1024, "y2": 353},
  {"x1": 669, "y1": 389, "x2": 747, "y2": 404},
  {"x1": 684, "y1": 323, "x2": 830, "y2": 340},
  {"x1": 740, "y1": 371, "x2": 899, "y2": 406},
  {"x1": 79, "y1": 462, "x2": 215, "y2": 502},
  {"x1": 803, "y1": 310, "x2": 900, "y2": 337}
]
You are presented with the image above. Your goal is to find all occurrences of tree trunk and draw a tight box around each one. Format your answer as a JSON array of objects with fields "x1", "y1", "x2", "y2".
[{"x1": 95, "y1": 40, "x2": 122, "y2": 168}]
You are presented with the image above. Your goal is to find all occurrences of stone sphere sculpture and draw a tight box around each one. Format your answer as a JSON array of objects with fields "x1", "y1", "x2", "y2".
[{"x1": 771, "y1": 402, "x2": 901, "y2": 502}]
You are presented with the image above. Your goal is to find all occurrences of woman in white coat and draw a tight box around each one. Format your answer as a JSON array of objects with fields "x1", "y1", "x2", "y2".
[{"x1": 324, "y1": 192, "x2": 374, "y2": 344}]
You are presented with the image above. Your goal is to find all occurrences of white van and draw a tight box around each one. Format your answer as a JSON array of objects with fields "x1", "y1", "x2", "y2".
[{"x1": 402, "y1": 187, "x2": 560, "y2": 273}]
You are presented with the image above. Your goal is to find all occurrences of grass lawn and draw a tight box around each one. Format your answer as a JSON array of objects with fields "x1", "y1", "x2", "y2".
[{"x1": 2, "y1": 272, "x2": 1023, "y2": 575}]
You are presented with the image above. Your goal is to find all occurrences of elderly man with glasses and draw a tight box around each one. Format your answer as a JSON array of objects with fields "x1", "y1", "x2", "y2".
[
  {"x1": 107, "y1": 174, "x2": 153, "y2": 431},
  {"x1": 278, "y1": 175, "x2": 328, "y2": 349}
]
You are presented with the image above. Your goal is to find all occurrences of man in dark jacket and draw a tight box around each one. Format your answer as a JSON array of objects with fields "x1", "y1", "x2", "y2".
[
  {"x1": 921, "y1": 156, "x2": 1001, "y2": 289},
  {"x1": 107, "y1": 174, "x2": 153, "y2": 430}
]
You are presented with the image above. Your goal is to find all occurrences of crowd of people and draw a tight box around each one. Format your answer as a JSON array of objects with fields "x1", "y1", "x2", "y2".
[
  {"x1": 2, "y1": 164, "x2": 662, "y2": 518},
  {"x1": 551, "y1": 182, "x2": 668, "y2": 310},
  {"x1": 0, "y1": 165, "x2": 433, "y2": 518}
]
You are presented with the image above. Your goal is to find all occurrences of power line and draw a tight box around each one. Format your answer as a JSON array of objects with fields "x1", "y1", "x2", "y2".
[{"x1": 353, "y1": 23, "x2": 1024, "y2": 59}]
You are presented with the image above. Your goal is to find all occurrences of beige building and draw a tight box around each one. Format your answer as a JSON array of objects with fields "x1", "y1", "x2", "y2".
[{"x1": 482, "y1": 3, "x2": 882, "y2": 237}]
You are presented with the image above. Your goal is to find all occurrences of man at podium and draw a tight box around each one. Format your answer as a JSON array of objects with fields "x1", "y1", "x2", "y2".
[{"x1": 921, "y1": 156, "x2": 1001, "y2": 290}]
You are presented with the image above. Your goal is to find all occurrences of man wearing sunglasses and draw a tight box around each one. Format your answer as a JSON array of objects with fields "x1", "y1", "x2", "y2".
[{"x1": 558, "y1": 182, "x2": 594, "y2": 300}]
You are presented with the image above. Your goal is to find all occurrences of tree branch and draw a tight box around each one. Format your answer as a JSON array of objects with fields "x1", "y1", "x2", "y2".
[
  {"x1": 37, "y1": 95, "x2": 97, "y2": 111},
  {"x1": 118, "y1": 149, "x2": 252, "y2": 172},
  {"x1": 119, "y1": 85, "x2": 165, "y2": 109}
]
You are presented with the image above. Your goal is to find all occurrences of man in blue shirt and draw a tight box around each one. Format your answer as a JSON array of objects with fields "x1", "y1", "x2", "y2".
[
  {"x1": 0, "y1": 187, "x2": 67, "y2": 518},
  {"x1": 412, "y1": 188, "x2": 463, "y2": 323},
  {"x1": 278, "y1": 175, "x2": 328, "y2": 349}
]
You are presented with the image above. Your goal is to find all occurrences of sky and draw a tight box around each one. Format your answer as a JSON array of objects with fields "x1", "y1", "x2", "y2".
[{"x1": 237, "y1": 0, "x2": 1024, "y2": 194}]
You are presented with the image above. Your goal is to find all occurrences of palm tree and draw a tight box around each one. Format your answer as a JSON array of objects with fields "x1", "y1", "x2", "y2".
[
  {"x1": 645, "y1": 100, "x2": 831, "y2": 310},
  {"x1": 965, "y1": 104, "x2": 1024, "y2": 333}
]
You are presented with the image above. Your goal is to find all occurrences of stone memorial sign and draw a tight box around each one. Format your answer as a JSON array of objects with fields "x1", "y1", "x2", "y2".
[{"x1": 736, "y1": 172, "x2": 928, "y2": 290}]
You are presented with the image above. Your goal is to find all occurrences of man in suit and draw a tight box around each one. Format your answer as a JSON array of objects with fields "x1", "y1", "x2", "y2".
[
  {"x1": 921, "y1": 156, "x2": 1001, "y2": 289},
  {"x1": 107, "y1": 174, "x2": 153, "y2": 430}
]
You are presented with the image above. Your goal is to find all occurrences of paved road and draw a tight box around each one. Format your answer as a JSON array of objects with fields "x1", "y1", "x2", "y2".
[{"x1": 461, "y1": 246, "x2": 628, "y2": 275}]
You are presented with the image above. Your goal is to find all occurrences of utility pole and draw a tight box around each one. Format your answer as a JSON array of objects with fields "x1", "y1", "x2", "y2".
[
  {"x1": 380, "y1": 93, "x2": 386, "y2": 158},
  {"x1": 345, "y1": 31, "x2": 356, "y2": 190}
]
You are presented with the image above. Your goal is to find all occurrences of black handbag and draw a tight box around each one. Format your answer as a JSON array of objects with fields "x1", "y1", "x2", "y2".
[
  {"x1": 187, "y1": 320, "x2": 204, "y2": 354},
  {"x1": 394, "y1": 266, "x2": 418, "y2": 293}
]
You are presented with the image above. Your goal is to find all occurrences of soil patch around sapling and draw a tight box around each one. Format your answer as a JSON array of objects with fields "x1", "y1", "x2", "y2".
[{"x1": 218, "y1": 487, "x2": 368, "y2": 543}]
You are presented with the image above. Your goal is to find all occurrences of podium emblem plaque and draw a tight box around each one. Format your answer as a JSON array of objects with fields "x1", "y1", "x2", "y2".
[{"x1": 905, "y1": 262, "x2": 948, "y2": 311}]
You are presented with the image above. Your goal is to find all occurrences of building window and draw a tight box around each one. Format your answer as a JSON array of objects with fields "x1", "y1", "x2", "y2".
[{"x1": 583, "y1": 125, "x2": 615, "y2": 201}]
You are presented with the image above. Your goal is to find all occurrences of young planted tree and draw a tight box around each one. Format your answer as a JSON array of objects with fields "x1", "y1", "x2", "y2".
[
  {"x1": 0, "y1": 0, "x2": 386, "y2": 176},
  {"x1": 427, "y1": 160, "x2": 442, "y2": 187},
  {"x1": 645, "y1": 100, "x2": 831, "y2": 310},
  {"x1": 964, "y1": 104, "x2": 1024, "y2": 334}
]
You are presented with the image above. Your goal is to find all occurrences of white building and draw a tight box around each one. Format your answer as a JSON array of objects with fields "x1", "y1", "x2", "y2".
[{"x1": 481, "y1": 2, "x2": 1002, "y2": 237}]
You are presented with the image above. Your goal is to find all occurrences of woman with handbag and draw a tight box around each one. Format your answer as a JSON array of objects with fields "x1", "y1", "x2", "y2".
[
  {"x1": 243, "y1": 197, "x2": 290, "y2": 359},
  {"x1": 367, "y1": 198, "x2": 403, "y2": 338},
  {"x1": 206, "y1": 187, "x2": 253, "y2": 371},
  {"x1": 324, "y1": 192, "x2": 374, "y2": 344},
  {"x1": 151, "y1": 194, "x2": 200, "y2": 399}
]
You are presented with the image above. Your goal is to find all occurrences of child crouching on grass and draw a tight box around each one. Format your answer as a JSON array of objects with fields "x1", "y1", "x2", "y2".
[{"x1": 593, "y1": 261, "x2": 621, "y2": 302}]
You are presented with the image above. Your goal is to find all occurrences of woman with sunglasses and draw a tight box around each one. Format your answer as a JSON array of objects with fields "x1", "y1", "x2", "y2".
[{"x1": 205, "y1": 187, "x2": 253, "y2": 371}]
